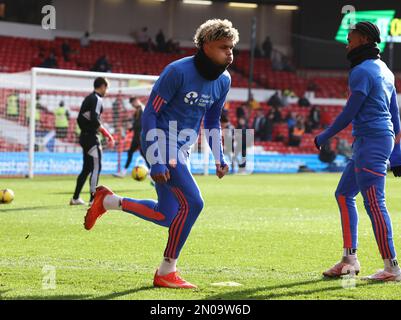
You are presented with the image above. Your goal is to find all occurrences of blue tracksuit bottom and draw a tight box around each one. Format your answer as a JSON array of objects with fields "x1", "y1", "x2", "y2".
[
  {"x1": 120, "y1": 150, "x2": 204, "y2": 259},
  {"x1": 335, "y1": 135, "x2": 396, "y2": 259}
]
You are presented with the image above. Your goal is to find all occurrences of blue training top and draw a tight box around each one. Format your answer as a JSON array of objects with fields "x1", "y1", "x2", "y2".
[
  {"x1": 141, "y1": 56, "x2": 230, "y2": 165},
  {"x1": 350, "y1": 59, "x2": 398, "y2": 137},
  {"x1": 317, "y1": 58, "x2": 401, "y2": 165}
]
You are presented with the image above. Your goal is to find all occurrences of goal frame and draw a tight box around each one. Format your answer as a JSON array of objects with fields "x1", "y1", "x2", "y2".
[{"x1": 28, "y1": 67, "x2": 158, "y2": 178}]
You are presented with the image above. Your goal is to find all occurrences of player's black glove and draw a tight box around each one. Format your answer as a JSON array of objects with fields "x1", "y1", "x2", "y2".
[
  {"x1": 391, "y1": 165, "x2": 401, "y2": 177},
  {"x1": 314, "y1": 136, "x2": 321, "y2": 151}
]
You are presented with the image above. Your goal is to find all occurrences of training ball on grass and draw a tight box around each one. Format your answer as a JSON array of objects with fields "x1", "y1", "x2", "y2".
[
  {"x1": 132, "y1": 165, "x2": 148, "y2": 181},
  {"x1": 1, "y1": 189, "x2": 14, "y2": 204}
]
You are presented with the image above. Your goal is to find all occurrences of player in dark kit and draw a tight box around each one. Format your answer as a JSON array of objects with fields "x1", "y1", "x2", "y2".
[
  {"x1": 84, "y1": 19, "x2": 239, "y2": 288},
  {"x1": 113, "y1": 96, "x2": 150, "y2": 178},
  {"x1": 70, "y1": 77, "x2": 115, "y2": 206}
]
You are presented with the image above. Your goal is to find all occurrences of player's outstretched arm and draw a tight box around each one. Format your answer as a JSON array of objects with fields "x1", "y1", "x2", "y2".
[
  {"x1": 314, "y1": 92, "x2": 365, "y2": 149},
  {"x1": 315, "y1": 69, "x2": 370, "y2": 149},
  {"x1": 142, "y1": 65, "x2": 182, "y2": 183},
  {"x1": 142, "y1": 91, "x2": 170, "y2": 183}
]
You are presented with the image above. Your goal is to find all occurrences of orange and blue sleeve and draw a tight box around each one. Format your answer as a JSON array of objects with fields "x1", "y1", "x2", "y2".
[
  {"x1": 316, "y1": 91, "x2": 366, "y2": 147},
  {"x1": 142, "y1": 65, "x2": 182, "y2": 170}
]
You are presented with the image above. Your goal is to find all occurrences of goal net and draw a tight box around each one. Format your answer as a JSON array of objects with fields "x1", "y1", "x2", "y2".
[{"x1": 0, "y1": 68, "x2": 159, "y2": 177}]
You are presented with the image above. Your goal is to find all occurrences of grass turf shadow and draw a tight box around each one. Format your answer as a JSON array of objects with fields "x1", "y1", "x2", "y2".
[{"x1": 203, "y1": 278, "x2": 384, "y2": 300}]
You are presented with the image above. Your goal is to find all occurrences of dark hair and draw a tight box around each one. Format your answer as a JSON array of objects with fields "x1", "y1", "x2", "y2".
[
  {"x1": 352, "y1": 29, "x2": 375, "y2": 43},
  {"x1": 129, "y1": 96, "x2": 138, "y2": 103},
  {"x1": 94, "y1": 77, "x2": 108, "y2": 89},
  {"x1": 353, "y1": 21, "x2": 381, "y2": 43}
]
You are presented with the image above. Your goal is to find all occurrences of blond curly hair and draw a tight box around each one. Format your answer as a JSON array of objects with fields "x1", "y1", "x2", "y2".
[{"x1": 194, "y1": 19, "x2": 239, "y2": 49}]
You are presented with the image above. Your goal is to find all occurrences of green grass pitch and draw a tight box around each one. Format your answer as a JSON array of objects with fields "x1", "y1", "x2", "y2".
[{"x1": 1, "y1": 173, "x2": 401, "y2": 300}]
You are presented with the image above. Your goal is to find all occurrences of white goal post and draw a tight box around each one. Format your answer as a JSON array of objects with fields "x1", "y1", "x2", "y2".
[{"x1": 28, "y1": 67, "x2": 158, "y2": 178}]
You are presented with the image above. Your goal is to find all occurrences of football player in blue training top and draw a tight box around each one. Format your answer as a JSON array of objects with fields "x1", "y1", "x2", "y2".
[
  {"x1": 315, "y1": 21, "x2": 401, "y2": 281},
  {"x1": 84, "y1": 19, "x2": 239, "y2": 288}
]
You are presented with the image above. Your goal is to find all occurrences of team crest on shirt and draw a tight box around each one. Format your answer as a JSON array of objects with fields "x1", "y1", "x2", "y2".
[{"x1": 184, "y1": 91, "x2": 199, "y2": 105}]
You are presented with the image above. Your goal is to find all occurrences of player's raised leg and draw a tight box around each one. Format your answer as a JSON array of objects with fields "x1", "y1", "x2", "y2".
[
  {"x1": 84, "y1": 181, "x2": 177, "y2": 230},
  {"x1": 152, "y1": 159, "x2": 204, "y2": 289},
  {"x1": 323, "y1": 159, "x2": 361, "y2": 277},
  {"x1": 84, "y1": 160, "x2": 201, "y2": 288}
]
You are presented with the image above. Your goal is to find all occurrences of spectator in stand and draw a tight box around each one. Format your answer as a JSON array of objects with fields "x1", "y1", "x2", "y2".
[
  {"x1": 298, "y1": 94, "x2": 311, "y2": 107},
  {"x1": 26, "y1": 94, "x2": 44, "y2": 128},
  {"x1": 54, "y1": 101, "x2": 70, "y2": 139},
  {"x1": 282, "y1": 88, "x2": 295, "y2": 107},
  {"x1": 80, "y1": 31, "x2": 90, "y2": 47},
  {"x1": 236, "y1": 103, "x2": 247, "y2": 123},
  {"x1": 6, "y1": 91, "x2": 19, "y2": 118},
  {"x1": 136, "y1": 27, "x2": 151, "y2": 51},
  {"x1": 282, "y1": 55, "x2": 295, "y2": 72},
  {"x1": 271, "y1": 50, "x2": 282, "y2": 71},
  {"x1": 264, "y1": 111, "x2": 274, "y2": 141},
  {"x1": 289, "y1": 116, "x2": 305, "y2": 147},
  {"x1": 147, "y1": 37, "x2": 156, "y2": 53},
  {"x1": 235, "y1": 117, "x2": 248, "y2": 173},
  {"x1": 61, "y1": 41, "x2": 71, "y2": 62},
  {"x1": 271, "y1": 104, "x2": 282, "y2": 123},
  {"x1": 283, "y1": 88, "x2": 296, "y2": 97},
  {"x1": 286, "y1": 111, "x2": 296, "y2": 135},
  {"x1": 267, "y1": 91, "x2": 283, "y2": 108},
  {"x1": 320, "y1": 106, "x2": 332, "y2": 128},
  {"x1": 309, "y1": 105, "x2": 321, "y2": 130},
  {"x1": 252, "y1": 109, "x2": 266, "y2": 142},
  {"x1": 156, "y1": 29, "x2": 166, "y2": 52},
  {"x1": 39, "y1": 52, "x2": 58, "y2": 68},
  {"x1": 304, "y1": 118, "x2": 313, "y2": 134},
  {"x1": 166, "y1": 38, "x2": 180, "y2": 54},
  {"x1": 32, "y1": 50, "x2": 45, "y2": 68},
  {"x1": 247, "y1": 93, "x2": 260, "y2": 110},
  {"x1": 92, "y1": 55, "x2": 112, "y2": 72},
  {"x1": 262, "y1": 36, "x2": 272, "y2": 59}
]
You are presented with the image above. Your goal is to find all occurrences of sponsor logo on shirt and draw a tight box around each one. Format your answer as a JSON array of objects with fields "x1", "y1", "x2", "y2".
[
  {"x1": 184, "y1": 92, "x2": 214, "y2": 107},
  {"x1": 184, "y1": 91, "x2": 199, "y2": 105}
]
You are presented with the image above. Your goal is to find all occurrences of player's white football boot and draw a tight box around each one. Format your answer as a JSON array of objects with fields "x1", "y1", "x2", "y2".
[
  {"x1": 69, "y1": 198, "x2": 85, "y2": 205},
  {"x1": 361, "y1": 269, "x2": 401, "y2": 282},
  {"x1": 323, "y1": 257, "x2": 360, "y2": 278}
]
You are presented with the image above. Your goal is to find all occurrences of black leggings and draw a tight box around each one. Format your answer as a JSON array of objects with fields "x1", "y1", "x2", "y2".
[{"x1": 73, "y1": 144, "x2": 102, "y2": 200}]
